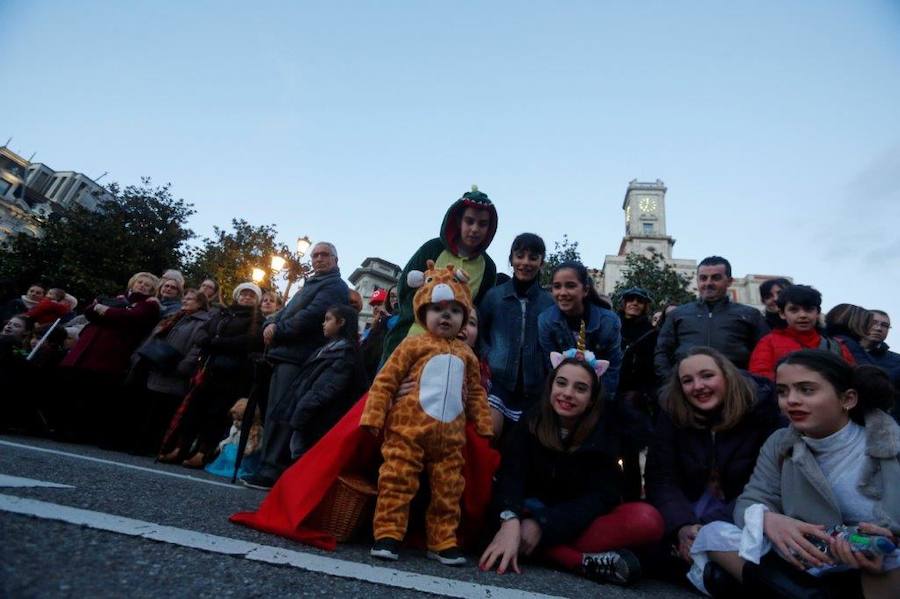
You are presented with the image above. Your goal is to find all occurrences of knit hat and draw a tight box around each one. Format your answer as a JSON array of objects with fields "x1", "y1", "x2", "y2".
[{"x1": 232, "y1": 282, "x2": 262, "y2": 303}]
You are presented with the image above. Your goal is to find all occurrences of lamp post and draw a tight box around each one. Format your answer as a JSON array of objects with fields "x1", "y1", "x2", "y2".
[{"x1": 279, "y1": 235, "x2": 313, "y2": 300}]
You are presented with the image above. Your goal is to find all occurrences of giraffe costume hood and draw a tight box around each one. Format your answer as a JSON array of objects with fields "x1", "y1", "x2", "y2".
[{"x1": 361, "y1": 261, "x2": 492, "y2": 555}]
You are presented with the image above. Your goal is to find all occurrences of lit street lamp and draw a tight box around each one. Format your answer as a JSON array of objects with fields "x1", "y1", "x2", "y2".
[
  {"x1": 269, "y1": 255, "x2": 286, "y2": 272},
  {"x1": 251, "y1": 267, "x2": 266, "y2": 284}
]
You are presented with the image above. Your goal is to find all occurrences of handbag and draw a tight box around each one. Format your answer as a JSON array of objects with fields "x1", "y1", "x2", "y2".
[{"x1": 137, "y1": 338, "x2": 184, "y2": 373}]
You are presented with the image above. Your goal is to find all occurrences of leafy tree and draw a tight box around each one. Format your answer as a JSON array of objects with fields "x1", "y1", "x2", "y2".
[
  {"x1": 541, "y1": 235, "x2": 582, "y2": 286},
  {"x1": 0, "y1": 178, "x2": 195, "y2": 301},
  {"x1": 612, "y1": 249, "x2": 696, "y2": 310},
  {"x1": 183, "y1": 219, "x2": 293, "y2": 300}
]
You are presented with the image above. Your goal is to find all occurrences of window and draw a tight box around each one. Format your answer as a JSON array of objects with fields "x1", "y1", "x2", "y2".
[
  {"x1": 643, "y1": 222, "x2": 653, "y2": 234},
  {"x1": 0, "y1": 178, "x2": 11, "y2": 196}
]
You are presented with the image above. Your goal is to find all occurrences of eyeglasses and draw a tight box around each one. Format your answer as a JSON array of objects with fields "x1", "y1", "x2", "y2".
[{"x1": 872, "y1": 322, "x2": 891, "y2": 330}]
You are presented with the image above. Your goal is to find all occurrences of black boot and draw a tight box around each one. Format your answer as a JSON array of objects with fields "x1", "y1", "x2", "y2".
[
  {"x1": 741, "y1": 557, "x2": 831, "y2": 599},
  {"x1": 702, "y1": 561, "x2": 750, "y2": 598}
]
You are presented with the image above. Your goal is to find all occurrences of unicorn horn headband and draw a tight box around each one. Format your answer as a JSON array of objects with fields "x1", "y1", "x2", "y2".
[{"x1": 550, "y1": 348, "x2": 610, "y2": 378}]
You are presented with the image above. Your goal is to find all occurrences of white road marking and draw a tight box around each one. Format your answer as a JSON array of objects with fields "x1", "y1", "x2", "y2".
[
  {"x1": 0, "y1": 474, "x2": 74, "y2": 488},
  {"x1": 0, "y1": 494, "x2": 562, "y2": 599},
  {"x1": 0, "y1": 439, "x2": 241, "y2": 490}
]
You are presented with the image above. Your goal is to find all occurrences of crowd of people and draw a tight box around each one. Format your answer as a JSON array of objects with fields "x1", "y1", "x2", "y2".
[{"x1": 2, "y1": 187, "x2": 898, "y2": 598}]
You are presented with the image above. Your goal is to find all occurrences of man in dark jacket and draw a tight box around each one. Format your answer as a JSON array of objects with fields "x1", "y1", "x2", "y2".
[
  {"x1": 654, "y1": 256, "x2": 768, "y2": 383},
  {"x1": 243, "y1": 242, "x2": 350, "y2": 490},
  {"x1": 863, "y1": 310, "x2": 900, "y2": 421}
]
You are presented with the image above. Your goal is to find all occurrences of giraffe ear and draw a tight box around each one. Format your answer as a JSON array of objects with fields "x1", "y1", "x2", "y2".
[{"x1": 425, "y1": 259, "x2": 436, "y2": 270}]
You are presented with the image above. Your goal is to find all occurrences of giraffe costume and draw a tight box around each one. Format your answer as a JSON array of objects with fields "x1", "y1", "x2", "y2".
[{"x1": 361, "y1": 262, "x2": 493, "y2": 553}]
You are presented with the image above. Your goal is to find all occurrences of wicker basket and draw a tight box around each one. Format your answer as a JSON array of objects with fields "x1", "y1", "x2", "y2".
[{"x1": 307, "y1": 474, "x2": 378, "y2": 542}]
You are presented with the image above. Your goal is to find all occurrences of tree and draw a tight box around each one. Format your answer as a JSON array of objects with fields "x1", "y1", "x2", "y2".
[
  {"x1": 541, "y1": 235, "x2": 582, "y2": 286},
  {"x1": 183, "y1": 219, "x2": 292, "y2": 300},
  {"x1": 612, "y1": 249, "x2": 696, "y2": 310},
  {"x1": 0, "y1": 178, "x2": 195, "y2": 301}
]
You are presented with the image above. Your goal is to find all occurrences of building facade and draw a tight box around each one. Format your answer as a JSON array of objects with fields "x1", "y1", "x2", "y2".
[
  {"x1": 597, "y1": 179, "x2": 790, "y2": 311},
  {"x1": 349, "y1": 257, "x2": 402, "y2": 329},
  {"x1": 0, "y1": 144, "x2": 111, "y2": 240}
]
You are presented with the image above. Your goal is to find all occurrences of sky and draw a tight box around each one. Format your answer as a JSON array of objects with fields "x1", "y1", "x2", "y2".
[{"x1": 3, "y1": 1, "x2": 900, "y2": 325}]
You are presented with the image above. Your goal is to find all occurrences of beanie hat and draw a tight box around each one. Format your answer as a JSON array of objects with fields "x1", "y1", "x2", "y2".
[
  {"x1": 232, "y1": 282, "x2": 262, "y2": 303},
  {"x1": 619, "y1": 286, "x2": 653, "y2": 304},
  {"x1": 369, "y1": 288, "x2": 388, "y2": 306}
]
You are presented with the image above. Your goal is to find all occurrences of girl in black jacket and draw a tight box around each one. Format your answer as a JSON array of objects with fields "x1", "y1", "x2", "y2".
[
  {"x1": 479, "y1": 350, "x2": 664, "y2": 586},
  {"x1": 287, "y1": 304, "x2": 366, "y2": 458}
]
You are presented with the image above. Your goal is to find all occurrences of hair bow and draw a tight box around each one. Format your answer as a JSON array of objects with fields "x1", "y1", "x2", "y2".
[{"x1": 550, "y1": 348, "x2": 610, "y2": 378}]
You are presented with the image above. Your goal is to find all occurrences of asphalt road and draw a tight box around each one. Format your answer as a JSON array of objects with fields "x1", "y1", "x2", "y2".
[{"x1": 0, "y1": 434, "x2": 696, "y2": 598}]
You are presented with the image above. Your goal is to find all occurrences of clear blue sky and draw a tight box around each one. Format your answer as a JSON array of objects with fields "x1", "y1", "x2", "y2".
[{"x1": 3, "y1": 1, "x2": 900, "y2": 323}]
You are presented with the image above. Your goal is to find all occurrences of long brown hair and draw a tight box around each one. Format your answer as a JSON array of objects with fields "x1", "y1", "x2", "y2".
[
  {"x1": 662, "y1": 346, "x2": 755, "y2": 432},
  {"x1": 530, "y1": 358, "x2": 604, "y2": 452}
]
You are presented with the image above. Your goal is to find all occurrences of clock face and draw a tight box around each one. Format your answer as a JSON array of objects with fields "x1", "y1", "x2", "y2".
[
  {"x1": 639, "y1": 197, "x2": 657, "y2": 213},
  {"x1": 625, "y1": 205, "x2": 631, "y2": 223}
]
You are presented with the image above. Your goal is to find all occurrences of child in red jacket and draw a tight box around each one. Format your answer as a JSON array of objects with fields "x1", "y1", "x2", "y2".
[
  {"x1": 749, "y1": 285, "x2": 854, "y2": 379},
  {"x1": 25, "y1": 288, "x2": 77, "y2": 325}
]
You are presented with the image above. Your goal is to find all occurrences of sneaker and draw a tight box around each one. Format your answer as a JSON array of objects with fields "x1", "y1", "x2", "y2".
[
  {"x1": 370, "y1": 538, "x2": 400, "y2": 561},
  {"x1": 581, "y1": 549, "x2": 641, "y2": 586},
  {"x1": 426, "y1": 547, "x2": 467, "y2": 566},
  {"x1": 240, "y1": 474, "x2": 275, "y2": 491}
]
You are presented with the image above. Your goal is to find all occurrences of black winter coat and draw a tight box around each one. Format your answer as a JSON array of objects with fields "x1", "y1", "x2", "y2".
[
  {"x1": 619, "y1": 315, "x2": 658, "y2": 394},
  {"x1": 203, "y1": 304, "x2": 264, "y2": 379},
  {"x1": 493, "y1": 412, "x2": 623, "y2": 547},
  {"x1": 644, "y1": 376, "x2": 785, "y2": 538},
  {"x1": 287, "y1": 339, "x2": 367, "y2": 454},
  {"x1": 654, "y1": 297, "x2": 769, "y2": 383}
]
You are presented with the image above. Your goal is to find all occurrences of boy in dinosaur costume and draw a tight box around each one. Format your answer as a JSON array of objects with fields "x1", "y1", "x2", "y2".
[{"x1": 361, "y1": 261, "x2": 493, "y2": 566}]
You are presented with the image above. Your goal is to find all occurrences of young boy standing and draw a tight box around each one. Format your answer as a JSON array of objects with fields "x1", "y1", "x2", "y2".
[
  {"x1": 361, "y1": 263, "x2": 493, "y2": 566},
  {"x1": 380, "y1": 186, "x2": 498, "y2": 362},
  {"x1": 749, "y1": 285, "x2": 854, "y2": 380}
]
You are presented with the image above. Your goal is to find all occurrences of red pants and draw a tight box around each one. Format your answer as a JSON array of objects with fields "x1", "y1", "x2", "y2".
[{"x1": 543, "y1": 502, "x2": 664, "y2": 571}]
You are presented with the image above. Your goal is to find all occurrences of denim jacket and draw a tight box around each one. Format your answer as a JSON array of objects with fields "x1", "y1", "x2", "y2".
[
  {"x1": 538, "y1": 303, "x2": 623, "y2": 400},
  {"x1": 479, "y1": 280, "x2": 554, "y2": 397}
]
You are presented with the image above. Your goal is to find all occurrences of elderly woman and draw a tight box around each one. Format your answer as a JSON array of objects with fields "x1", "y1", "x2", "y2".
[
  {"x1": 130, "y1": 288, "x2": 211, "y2": 454},
  {"x1": 59, "y1": 272, "x2": 161, "y2": 446},
  {"x1": 159, "y1": 282, "x2": 264, "y2": 468},
  {"x1": 157, "y1": 276, "x2": 184, "y2": 318}
]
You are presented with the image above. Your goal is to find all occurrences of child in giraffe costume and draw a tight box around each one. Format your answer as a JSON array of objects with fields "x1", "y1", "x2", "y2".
[{"x1": 361, "y1": 261, "x2": 493, "y2": 565}]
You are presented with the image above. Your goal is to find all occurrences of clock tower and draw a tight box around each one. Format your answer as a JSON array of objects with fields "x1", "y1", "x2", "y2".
[{"x1": 620, "y1": 179, "x2": 674, "y2": 259}]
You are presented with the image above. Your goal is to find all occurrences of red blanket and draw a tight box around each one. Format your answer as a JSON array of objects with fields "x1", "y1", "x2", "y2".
[{"x1": 230, "y1": 394, "x2": 500, "y2": 551}]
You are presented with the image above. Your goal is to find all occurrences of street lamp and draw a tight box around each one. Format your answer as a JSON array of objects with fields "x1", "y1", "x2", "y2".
[
  {"x1": 296, "y1": 235, "x2": 312, "y2": 257},
  {"x1": 270, "y1": 255, "x2": 286, "y2": 272},
  {"x1": 251, "y1": 267, "x2": 266, "y2": 283}
]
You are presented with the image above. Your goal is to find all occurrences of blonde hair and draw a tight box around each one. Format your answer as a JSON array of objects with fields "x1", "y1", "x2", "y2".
[
  {"x1": 127, "y1": 272, "x2": 160, "y2": 295},
  {"x1": 230, "y1": 398, "x2": 263, "y2": 453},
  {"x1": 157, "y1": 276, "x2": 184, "y2": 298},
  {"x1": 663, "y1": 346, "x2": 755, "y2": 432}
]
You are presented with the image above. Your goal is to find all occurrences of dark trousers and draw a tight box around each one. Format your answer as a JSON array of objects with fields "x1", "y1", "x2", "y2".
[{"x1": 257, "y1": 362, "x2": 304, "y2": 480}]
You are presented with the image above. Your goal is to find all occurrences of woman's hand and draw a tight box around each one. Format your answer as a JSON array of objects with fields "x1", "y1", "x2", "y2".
[
  {"x1": 519, "y1": 518, "x2": 542, "y2": 556},
  {"x1": 93, "y1": 303, "x2": 109, "y2": 316},
  {"x1": 829, "y1": 522, "x2": 894, "y2": 575},
  {"x1": 479, "y1": 519, "x2": 522, "y2": 575},
  {"x1": 763, "y1": 512, "x2": 832, "y2": 570},
  {"x1": 676, "y1": 524, "x2": 702, "y2": 563}
]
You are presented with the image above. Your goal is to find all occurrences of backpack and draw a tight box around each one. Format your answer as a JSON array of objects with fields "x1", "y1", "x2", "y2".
[{"x1": 818, "y1": 335, "x2": 843, "y2": 356}]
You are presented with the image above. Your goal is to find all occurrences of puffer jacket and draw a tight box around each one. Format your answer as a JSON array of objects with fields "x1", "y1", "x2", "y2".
[
  {"x1": 144, "y1": 310, "x2": 211, "y2": 396},
  {"x1": 654, "y1": 297, "x2": 768, "y2": 382},
  {"x1": 749, "y1": 327, "x2": 854, "y2": 380},
  {"x1": 266, "y1": 269, "x2": 349, "y2": 366}
]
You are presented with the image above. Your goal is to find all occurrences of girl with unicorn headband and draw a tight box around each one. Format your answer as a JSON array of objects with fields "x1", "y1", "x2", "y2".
[{"x1": 479, "y1": 333, "x2": 664, "y2": 587}]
